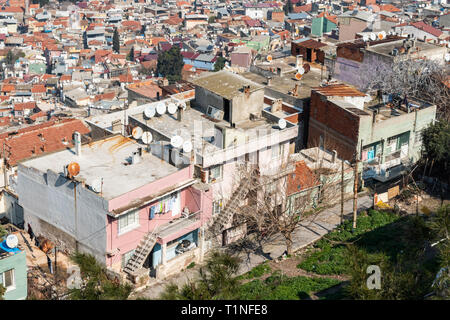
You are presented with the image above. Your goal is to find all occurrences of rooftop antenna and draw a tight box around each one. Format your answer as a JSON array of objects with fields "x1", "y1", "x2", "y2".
[
  {"x1": 156, "y1": 101, "x2": 166, "y2": 115},
  {"x1": 144, "y1": 104, "x2": 156, "y2": 118},
  {"x1": 170, "y1": 135, "x2": 183, "y2": 148},
  {"x1": 141, "y1": 131, "x2": 153, "y2": 145},
  {"x1": 278, "y1": 118, "x2": 287, "y2": 129},
  {"x1": 182, "y1": 140, "x2": 193, "y2": 153},
  {"x1": 5, "y1": 234, "x2": 18, "y2": 249},
  {"x1": 132, "y1": 126, "x2": 143, "y2": 139},
  {"x1": 167, "y1": 102, "x2": 177, "y2": 114},
  {"x1": 67, "y1": 162, "x2": 80, "y2": 178}
]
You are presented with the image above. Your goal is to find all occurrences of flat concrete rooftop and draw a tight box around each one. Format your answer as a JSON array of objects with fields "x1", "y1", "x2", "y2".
[{"x1": 20, "y1": 135, "x2": 179, "y2": 200}]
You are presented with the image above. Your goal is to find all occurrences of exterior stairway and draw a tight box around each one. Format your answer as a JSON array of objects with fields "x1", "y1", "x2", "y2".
[
  {"x1": 123, "y1": 227, "x2": 159, "y2": 276},
  {"x1": 209, "y1": 164, "x2": 259, "y2": 236}
]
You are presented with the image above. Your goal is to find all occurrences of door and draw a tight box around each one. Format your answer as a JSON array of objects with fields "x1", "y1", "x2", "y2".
[{"x1": 223, "y1": 98, "x2": 230, "y2": 122}]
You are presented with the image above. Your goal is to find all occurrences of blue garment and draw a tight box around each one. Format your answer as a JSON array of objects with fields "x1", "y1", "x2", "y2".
[
  {"x1": 149, "y1": 206, "x2": 156, "y2": 220},
  {"x1": 368, "y1": 149, "x2": 375, "y2": 160}
]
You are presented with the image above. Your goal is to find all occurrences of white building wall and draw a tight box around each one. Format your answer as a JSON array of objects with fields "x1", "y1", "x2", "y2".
[{"x1": 17, "y1": 165, "x2": 108, "y2": 263}]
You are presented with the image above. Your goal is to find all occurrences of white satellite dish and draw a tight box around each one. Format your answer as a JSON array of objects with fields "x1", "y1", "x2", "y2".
[
  {"x1": 182, "y1": 140, "x2": 193, "y2": 153},
  {"x1": 370, "y1": 33, "x2": 376, "y2": 41},
  {"x1": 156, "y1": 102, "x2": 166, "y2": 115},
  {"x1": 132, "y1": 126, "x2": 143, "y2": 139},
  {"x1": 298, "y1": 66, "x2": 305, "y2": 75},
  {"x1": 141, "y1": 131, "x2": 153, "y2": 144},
  {"x1": 91, "y1": 178, "x2": 102, "y2": 193},
  {"x1": 278, "y1": 118, "x2": 287, "y2": 129},
  {"x1": 445, "y1": 53, "x2": 450, "y2": 62},
  {"x1": 170, "y1": 135, "x2": 183, "y2": 148},
  {"x1": 167, "y1": 102, "x2": 177, "y2": 114},
  {"x1": 362, "y1": 34, "x2": 369, "y2": 42},
  {"x1": 144, "y1": 105, "x2": 156, "y2": 118},
  {"x1": 5, "y1": 234, "x2": 18, "y2": 249}
]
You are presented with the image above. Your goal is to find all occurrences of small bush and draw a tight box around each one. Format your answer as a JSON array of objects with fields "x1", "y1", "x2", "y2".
[{"x1": 186, "y1": 262, "x2": 195, "y2": 269}]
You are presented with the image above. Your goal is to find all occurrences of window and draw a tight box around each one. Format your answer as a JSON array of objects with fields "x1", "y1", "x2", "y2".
[
  {"x1": 209, "y1": 165, "x2": 223, "y2": 183},
  {"x1": 213, "y1": 200, "x2": 222, "y2": 215},
  {"x1": 272, "y1": 143, "x2": 282, "y2": 159},
  {"x1": 118, "y1": 210, "x2": 139, "y2": 235},
  {"x1": 0, "y1": 269, "x2": 15, "y2": 291},
  {"x1": 121, "y1": 250, "x2": 135, "y2": 268}
]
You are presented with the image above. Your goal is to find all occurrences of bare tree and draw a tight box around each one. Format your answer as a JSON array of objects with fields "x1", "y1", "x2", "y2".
[
  {"x1": 231, "y1": 155, "x2": 343, "y2": 256},
  {"x1": 359, "y1": 58, "x2": 450, "y2": 121}
]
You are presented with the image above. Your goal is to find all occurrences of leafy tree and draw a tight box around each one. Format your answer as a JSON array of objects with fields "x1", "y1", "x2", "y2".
[
  {"x1": 69, "y1": 252, "x2": 132, "y2": 300},
  {"x1": 112, "y1": 28, "x2": 120, "y2": 54},
  {"x1": 156, "y1": 45, "x2": 184, "y2": 84},
  {"x1": 214, "y1": 56, "x2": 227, "y2": 71},
  {"x1": 421, "y1": 121, "x2": 450, "y2": 182},
  {"x1": 4, "y1": 50, "x2": 16, "y2": 65},
  {"x1": 160, "y1": 251, "x2": 241, "y2": 300},
  {"x1": 208, "y1": 16, "x2": 216, "y2": 24},
  {"x1": 127, "y1": 46, "x2": 135, "y2": 62}
]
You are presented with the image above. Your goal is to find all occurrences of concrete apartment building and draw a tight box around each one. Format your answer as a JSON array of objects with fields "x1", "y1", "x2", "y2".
[
  {"x1": 0, "y1": 239, "x2": 27, "y2": 300},
  {"x1": 333, "y1": 36, "x2": 448, "y2": 89},
  {"x1": 16, "y1": 133, "x2": 213, "y2": 282},
  {"x1": 307, "y1": 83, "x2": 436, "y2": 183}
]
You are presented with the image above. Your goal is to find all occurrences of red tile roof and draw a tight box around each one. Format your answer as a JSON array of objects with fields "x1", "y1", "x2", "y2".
[
  {"x1": 313, "y1": 83, "x2": 366, "y2": 97},
  {"x1": 287, "y1": 161, "x2": 320, "y2": 196},
  {"x1": 0, "y1": 119, "x2": 90, "y2": 166}
]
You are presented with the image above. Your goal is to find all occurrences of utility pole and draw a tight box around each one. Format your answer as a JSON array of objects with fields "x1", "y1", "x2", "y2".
[
  {"x1": 352, "y1": 159, "x2": 359, "y2": 231},
  {"x1": 340, "y1": 159, "x2": 344, "y2": 225}
]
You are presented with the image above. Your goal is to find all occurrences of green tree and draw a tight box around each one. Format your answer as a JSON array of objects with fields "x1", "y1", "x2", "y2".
[
  {"x1": 208, "y1": 16, "x2": 216, "y2": 24},
  {"x1": 127, "y1": 46, "x2": 135, "y2": 62},
  {"x1": 4, "y1": 50, "x2": 15, "y2": 65},
  {"x1": 69, "y1": 252, "x2": 132, "y2": 300},
  {"x1": 156, "y1": 46, "x2": 184, "y2": 84},
  {"x1": 160, "y1": 251, "x2": 241, "y2": 300},
  {"x1": 214, "y1": 56, "x2": 227, "y2": 72},
  {"x1": 421, "y1": 121, "x2": 450, "y2": 182},
  {"x1": 112, "y1": 28, "x2": 120, "y2": 54}
]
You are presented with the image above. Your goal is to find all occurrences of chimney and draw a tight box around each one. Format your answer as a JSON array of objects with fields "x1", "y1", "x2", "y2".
[
  {"x1": 271, "y1": 99, "x2": 283, "y2": 113},
  {"x1": 131, "y1": 151, "x2": 141, "y2": 164},
  {"x1": 177, "y1": 105, "x2": 183, "y2": 121},
  {"x1": 266, "y1": 76, "x2": 272, "y2": 86},
  {"x1": 296, "y1": 55, "x2": 303, "y2": 69},
  {"x1": 74, "y1": 132, "x2": 81, "y2": 156},
  {"x1": 243, "y1": 85, "x2": 250, "y2": 97}
]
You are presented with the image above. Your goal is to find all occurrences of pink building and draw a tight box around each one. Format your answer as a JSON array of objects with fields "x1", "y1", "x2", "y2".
[{"x1": 17, "y1": 134, "x2": 212, "y2": 281}]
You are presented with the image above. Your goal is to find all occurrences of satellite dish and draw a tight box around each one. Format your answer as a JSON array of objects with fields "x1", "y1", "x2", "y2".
[
  {"x1": 182, "y1": 140, "x2": 193, "y2": 153},
  {"x1": 295, "y1": 72, "x2": 303, "y2": 80},
  {"x1": 267, "y1": 55, "x2": 272, "y2": 62},
  {"x1": 370, "y1": 33, "x2": 376, "y2": 41},
  {"x1": 132, "y1": 126, "x2": 143, "y2": 139},
  {"x1": 91, "y1": 178, "x2": 102, "y2": 193},
  {"x1": 362, "y1": 34, "x2": 369, "y2": 42},
  {"x1": 278, "y1": 118, "x2": 287, "y2": 129},
  {"x1": 445, "y1": 53, "x2": 450, "y2": 62},
  {"x1": 170, "y1": 135, "x2": 183, "y2": 148},
  {"x1": 167, "y1": 102, "x2": 177, "y2": 114},
  {"x1": 298, "y1": 66, "x2": 305, "y2": 75},
  {"x1": 67, "y1": 162, "x2": 80, "y2": 177},
  {"x1": 141, "y1": 131, "x2": 153, "y2": 144},
  {"x1": 5, "y1": 234, "x2": 18, "y2": 249},
  {"x1": 156, "y1": 102, "x2": 166, "y2": 115},
  {"x1": 144, "y1": 105, "x2": 156, "y2": 118}
]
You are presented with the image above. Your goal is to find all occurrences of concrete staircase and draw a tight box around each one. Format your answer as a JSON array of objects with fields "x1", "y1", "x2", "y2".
[{"x1": 124, "y1": 227, "x2": 159, "y2": 276}]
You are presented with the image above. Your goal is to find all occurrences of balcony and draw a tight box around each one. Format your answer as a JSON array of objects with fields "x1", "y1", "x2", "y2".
[{"x1": 157, "y1": 211, "x2": 202, "y2": 241}]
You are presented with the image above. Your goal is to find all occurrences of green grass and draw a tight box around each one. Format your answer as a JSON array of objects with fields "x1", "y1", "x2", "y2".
[
  {"x1": 238, "y1": 263, "x2": 272, "y2": 280},
  {"x1": 297, "y1": 210, "x2": 407, "y2": 275},
  {"x1": 237, "y1": 271, "x2": 341, "y2": 300}
]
